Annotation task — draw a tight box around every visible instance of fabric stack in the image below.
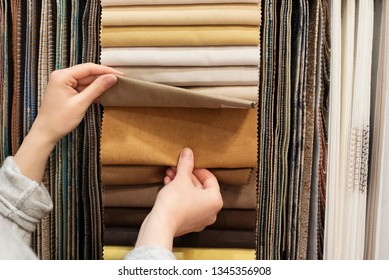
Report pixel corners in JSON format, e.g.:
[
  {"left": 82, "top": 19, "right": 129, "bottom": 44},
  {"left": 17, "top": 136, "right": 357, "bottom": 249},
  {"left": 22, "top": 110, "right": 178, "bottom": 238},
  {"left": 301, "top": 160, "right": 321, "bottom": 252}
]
[
  {"left": 99, "top": 0, "right": 261, "bottom": 250},
  {"left": 0, "top": 1, "right": 104, "bottom": 259}
]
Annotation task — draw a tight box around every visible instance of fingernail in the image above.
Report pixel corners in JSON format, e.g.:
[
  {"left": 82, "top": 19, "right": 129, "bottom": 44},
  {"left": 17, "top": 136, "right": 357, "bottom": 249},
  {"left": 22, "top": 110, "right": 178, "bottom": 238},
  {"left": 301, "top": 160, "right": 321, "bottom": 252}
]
[
  {"left": 180, "top": 147, "right": 192, "bottom": 159},
  {"left": 102, "top": 74, "right": 117, "bottom": 88}
]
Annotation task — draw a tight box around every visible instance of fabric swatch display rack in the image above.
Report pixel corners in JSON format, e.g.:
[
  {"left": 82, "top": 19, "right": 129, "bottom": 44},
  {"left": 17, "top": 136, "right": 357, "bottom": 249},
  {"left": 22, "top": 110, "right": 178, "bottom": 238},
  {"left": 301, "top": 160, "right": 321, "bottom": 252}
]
[{"left": 99, "top": 0, "right": 261, "bottom": 252}]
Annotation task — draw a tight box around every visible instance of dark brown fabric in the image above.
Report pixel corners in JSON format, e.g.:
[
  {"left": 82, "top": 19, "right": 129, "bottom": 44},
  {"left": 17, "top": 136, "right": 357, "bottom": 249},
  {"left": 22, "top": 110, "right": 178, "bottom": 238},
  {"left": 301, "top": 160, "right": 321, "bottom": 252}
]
[
  {"left": 104, "top": 207, "right": 257, "bottom": 230},
  {"left": 104, "top": 226, "right": 256, "bottom": 249}
]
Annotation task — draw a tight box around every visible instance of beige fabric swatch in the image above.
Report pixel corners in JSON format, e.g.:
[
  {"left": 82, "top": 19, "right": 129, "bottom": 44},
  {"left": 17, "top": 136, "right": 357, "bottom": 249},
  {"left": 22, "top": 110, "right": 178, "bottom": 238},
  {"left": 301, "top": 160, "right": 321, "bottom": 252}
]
[
  {"left": 102, "top": 0, "right": 260, "bottom": 6},
  {"left": 111, "top": 66, "right": 259, "bottom": 87}
]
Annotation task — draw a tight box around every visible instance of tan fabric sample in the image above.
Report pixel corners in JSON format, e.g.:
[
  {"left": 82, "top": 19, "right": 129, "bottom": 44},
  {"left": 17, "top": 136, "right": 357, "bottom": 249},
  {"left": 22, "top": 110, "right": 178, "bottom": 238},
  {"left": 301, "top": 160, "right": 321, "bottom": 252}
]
[
  {"left": 100, "top": 26, "right": 260, "bottom": 47},
  {"left": 111, "top": 66, "right": 260, "bottom": 87},
  {"left": 102, "top": 165, "right": 254, "bottom": 186},
  {"left": 99, "top": 75, "right": 256, "bottom": 108},
  {"left": 101, "top": 107, "right": 258, "bottom": 168},
  {"left": 185, "top": 86, "right": 259, "bottom": 102},
  {"left": 102, "top": 4, "right": 260, "bottom": 26}
]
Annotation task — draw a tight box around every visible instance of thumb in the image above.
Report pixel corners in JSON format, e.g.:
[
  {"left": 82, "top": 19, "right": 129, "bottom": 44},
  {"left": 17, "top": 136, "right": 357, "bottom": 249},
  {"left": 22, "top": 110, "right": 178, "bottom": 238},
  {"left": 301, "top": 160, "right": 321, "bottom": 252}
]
[
  {"left": 76, "top": 74, "right": 117, "bottom": 107},
  {"left": 175, "top": 147, "right": 195, "bottom": 179}
]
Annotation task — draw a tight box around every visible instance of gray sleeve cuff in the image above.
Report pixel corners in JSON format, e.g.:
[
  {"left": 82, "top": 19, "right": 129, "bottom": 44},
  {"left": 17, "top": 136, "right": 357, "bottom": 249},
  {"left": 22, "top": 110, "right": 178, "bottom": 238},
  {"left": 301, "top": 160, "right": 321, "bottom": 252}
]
[
  {"left": 124, "top": 246, "right": 176, "bottom": 260},
  {"left": 0, "top": 156, "right": 53, "bottom": 233}
]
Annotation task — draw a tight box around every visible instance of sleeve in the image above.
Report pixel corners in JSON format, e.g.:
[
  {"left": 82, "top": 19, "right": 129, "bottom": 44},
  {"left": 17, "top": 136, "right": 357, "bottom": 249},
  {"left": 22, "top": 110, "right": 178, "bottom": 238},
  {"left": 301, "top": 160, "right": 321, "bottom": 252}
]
[
  {"left": 0, "top": 156, "right": 53, "bottom": 246},
  {"left": 124, "top": 246, "right": 176, "bottom": 260}
]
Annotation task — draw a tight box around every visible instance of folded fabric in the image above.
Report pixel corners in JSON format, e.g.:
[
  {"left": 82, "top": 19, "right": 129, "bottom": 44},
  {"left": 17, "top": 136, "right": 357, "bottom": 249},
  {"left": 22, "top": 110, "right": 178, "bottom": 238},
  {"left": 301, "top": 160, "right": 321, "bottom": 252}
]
[
  {"left": 101, "top": 46, "right": 260, "bottom": 67},
  {"left": 111, "top": 66, "right": 259, "bottom": 87},
  {"left": 184, "top": 86, "right": 259, "bottom": 102},
  {"left": 101, "top": 107, "right": 258, "bottom": 168},
  {"left": 103, "top": 176, "right": 257, "bottom": 209},
  {"left": 102, "top": 165, "right": 254, "bottom": 185},
  {"left": 102, "top": 4, "right": 260, "bottom": 26},
  {"left": 104, "top": 207, "right": 257, "bottom": 230},
  {"left": 99, "top": 75, "right": 256, "bottom": 108},
  {"left": 104, "top": 226, "right": 256, "bottom": 248},
  {"left": 100, "top": 26, "right": 260, "bottom": 47},
  {"left": 102, "top": 0, "right": 260, "bottom": 6}
]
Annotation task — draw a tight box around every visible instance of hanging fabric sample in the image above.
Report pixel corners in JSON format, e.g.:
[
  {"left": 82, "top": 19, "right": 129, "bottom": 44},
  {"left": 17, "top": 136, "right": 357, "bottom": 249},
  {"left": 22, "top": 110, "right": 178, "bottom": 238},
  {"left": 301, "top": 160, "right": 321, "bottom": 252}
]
[
  {"left": 99, "top": 0, "right": 261, "bottom": 253},
  {"left": 0, "top": 0, "right": 105, "bottom": 259},
  {"left": 365, "top": 0, "right": 389, "bottom": 260},
  {"left": 324, "top": 0, "right": 374, "bottom": 260}
]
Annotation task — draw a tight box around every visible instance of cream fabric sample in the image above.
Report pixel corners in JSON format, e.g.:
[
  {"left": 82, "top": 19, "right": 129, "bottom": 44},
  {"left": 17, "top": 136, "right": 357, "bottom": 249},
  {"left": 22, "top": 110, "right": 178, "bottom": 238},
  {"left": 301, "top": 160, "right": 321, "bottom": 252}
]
[
  {"left": 113, "top": 66, "right": 259, "bottom": 86},
  {"left": 101, "top": 47, "right": 260, "bottom": 67}
]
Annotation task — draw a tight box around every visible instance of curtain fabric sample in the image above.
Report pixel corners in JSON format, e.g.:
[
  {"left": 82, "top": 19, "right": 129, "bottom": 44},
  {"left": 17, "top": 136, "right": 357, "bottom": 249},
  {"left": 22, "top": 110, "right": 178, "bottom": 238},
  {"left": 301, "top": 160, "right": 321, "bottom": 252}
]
[
  {"left": 101, "top": 107, "right": 258, "bottom": 168},
  {"left": 102, "top": 165, "right": 254, "bottom": 186},
  {"left": 104, "top": 208, "right": 257, "bottom": 230},
  {"left": 102, "top": 0, "right": 260, "bottom": 6},
  {"left": 184, "top": 86, "right": 259, "bottom": 102},
  {"left": 99, "top": 75, "right": 256, "bottom": 108},
  {"left": 104, "top": 176, "right": 257, "bottom": 209},
  {"left": 111, "top": 66, "right": 260, "bottom": 87},
  {"left": 102, "top": 4, "right": 260, "bottom": 26},
  {"left": 101, "top": 47, "right": 260, "bottom": 67},
  {"left": 101, "top": 26, "right": 260, "bottom": 47},
  {"left": 104, "top": 227, "right": 256, "bottom": 249},
  {"left": 366, "top": 0, "right": 389, "bottom": 260},
  {"left": 324, "top": 0, "right": 374, "bottom": 260}
]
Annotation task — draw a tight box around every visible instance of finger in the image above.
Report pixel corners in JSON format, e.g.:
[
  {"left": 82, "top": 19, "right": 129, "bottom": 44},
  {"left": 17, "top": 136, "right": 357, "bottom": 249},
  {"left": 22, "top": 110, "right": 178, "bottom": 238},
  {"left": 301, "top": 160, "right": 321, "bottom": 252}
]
[
  {"left": 175, "top": 147, "right": 194, "bottom": 179},
  {"left": 74, "top": 74, "right": 118, "bottom": 108},
  {"left": 193, "top": 169, "right": 219, "bottom": 191},
  {"left": 165, "top": 168, "right": 176, "bottom": 180},
  {"left": 191, "top": 174, "right": 203, "bottom": 188},
  {"left": 65, "top": 63, "right": 124, "bottom": 80},
  {"left": 164, "top": 176, "right": 172, "bottom": 185}
]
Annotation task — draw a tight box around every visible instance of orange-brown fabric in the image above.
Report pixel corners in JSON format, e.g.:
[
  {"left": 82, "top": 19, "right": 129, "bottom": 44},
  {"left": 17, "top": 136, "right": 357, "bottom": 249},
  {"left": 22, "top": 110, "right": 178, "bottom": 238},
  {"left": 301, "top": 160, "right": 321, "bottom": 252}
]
[{"left": 101, "top": 107, "right": 258, "bottom": 168}]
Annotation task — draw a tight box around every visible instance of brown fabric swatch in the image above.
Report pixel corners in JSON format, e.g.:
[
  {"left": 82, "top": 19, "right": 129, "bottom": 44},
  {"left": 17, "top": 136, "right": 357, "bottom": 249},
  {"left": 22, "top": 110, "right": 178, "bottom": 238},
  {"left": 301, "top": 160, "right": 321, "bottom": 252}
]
[
  {"left": 99, "top": 75, "right": 256, "bottom": 109},
  {"left": 104, "top": 207, "right": 257, "bottom": 230},
  {"left": 102, "top": 165, "right": 253, "bottom": 186},
  {"left": 104, "top": 226, "right": 256, "bottom": 249},
  {"left": 103, "top": 179, "right": 257, "bottom": 209}
]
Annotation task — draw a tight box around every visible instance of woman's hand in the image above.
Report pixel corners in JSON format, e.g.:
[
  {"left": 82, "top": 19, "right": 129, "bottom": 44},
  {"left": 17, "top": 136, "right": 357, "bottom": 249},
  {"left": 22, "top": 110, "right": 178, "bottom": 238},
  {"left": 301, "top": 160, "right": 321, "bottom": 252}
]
[
  {"left": 134, "top": 148, "right": 223, "bottom": 251},
  {"left": 14, "top": 63, "right": 123, "bottom": 182}
]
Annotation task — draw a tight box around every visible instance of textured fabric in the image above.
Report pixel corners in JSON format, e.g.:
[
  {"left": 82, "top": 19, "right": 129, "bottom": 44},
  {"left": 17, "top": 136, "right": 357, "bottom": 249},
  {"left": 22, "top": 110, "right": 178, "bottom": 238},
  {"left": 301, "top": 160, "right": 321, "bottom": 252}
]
[
  {"left": 102, "top": 0, "right": 260, "bottom": 6},
  {"left": 0, "top": 157, "right": 52, "bottom": 259},
  {"left": 101, "top": 46, "right": 260, "bottom": 67},
  {"left": 104, "top": 207, "right": 257, "bottom": 230},
  {"left": 101, "top": 26, "right": 260, "bottom": 47},
  {"left": 184, "top": 86, "right": 259, "bottom": 102},
  {"left": 102, "top": 165, "right": 254, "bottom": 186},
  {"left": 0, "top": 157, "right": 53, "bottom": 238},
  {"left": 105, "top": 227, "right": 256, "bottom": 249},
  {"left": 111, "top": 66, "right": 260, "bottom": 87},
  {"left": 101, "top": 107, "right": 258, "bottom": 168},
  {"left": 99, "top": 75, "right": 256, "bottom": 108},
  {"left": 103, "top": 173, "right": 257, "bottom": 209},
  {"left": 102, "top": 4, "right": 260, "bottom": 26}
]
